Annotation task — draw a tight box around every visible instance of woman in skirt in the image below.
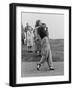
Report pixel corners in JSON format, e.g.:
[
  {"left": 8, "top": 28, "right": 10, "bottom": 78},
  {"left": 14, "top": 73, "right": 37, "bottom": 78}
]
[
  {"left": 37, "top": 23, "right": 54, "bottom": 70},
  {"left": 27, "top": 30, "right": 31, "bottom": 51}
]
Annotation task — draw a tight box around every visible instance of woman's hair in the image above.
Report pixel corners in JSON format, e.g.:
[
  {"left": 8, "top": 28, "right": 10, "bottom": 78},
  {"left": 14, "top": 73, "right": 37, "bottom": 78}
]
[
  {"left": 42, "top": 23, "right": 46, "bottom": 26},
  {"left": 42, "top": 23, "right": 46, "bottom": 28},
  {"left": 35, "top": 20, "right": 41, "bottom": 27}
]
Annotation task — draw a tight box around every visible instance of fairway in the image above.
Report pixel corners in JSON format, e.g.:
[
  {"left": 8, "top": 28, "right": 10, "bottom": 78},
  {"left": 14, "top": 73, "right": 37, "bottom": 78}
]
[
  {"left": 22, "top": 39, "right": 64, "bottom": 62},
  {"left": 21, "top": 39, "right": 64, "bottom": 77},
  {"left": 21, "top": 62, "right": 64, "bottom": 77}
]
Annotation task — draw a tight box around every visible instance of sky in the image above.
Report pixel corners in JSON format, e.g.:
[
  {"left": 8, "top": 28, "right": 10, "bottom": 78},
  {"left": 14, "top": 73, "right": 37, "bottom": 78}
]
[{"left": 21, "top": 12, "right": 64, "bottom": 39}]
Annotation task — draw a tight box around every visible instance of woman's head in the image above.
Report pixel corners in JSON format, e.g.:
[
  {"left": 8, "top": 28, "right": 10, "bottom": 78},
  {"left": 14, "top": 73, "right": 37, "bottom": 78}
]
[
  {"left": 35, "top": 20, "right": 42, "bottom": 27},
  {"left": 42, "top": 23, "right": 46, "bottom": 28}
]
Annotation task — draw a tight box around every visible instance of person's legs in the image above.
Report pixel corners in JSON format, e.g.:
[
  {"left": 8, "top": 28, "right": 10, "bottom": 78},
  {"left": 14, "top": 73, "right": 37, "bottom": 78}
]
[
  {"left": 40, "top": 56, "right": 46, "bottom": 64},
  {"left": 36, "top": 39, "right": 41, "bottom": 55},
  {"left": 37, "top": 55, "right": 46, "bottom": 70},
  {"left": 47, "top": 49, "right": 54, "bottom": 70}
]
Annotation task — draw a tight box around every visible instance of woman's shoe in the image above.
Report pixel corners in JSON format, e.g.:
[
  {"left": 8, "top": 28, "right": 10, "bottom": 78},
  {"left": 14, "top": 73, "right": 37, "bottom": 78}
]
[
  {"left": 37, "top": 64, "right": 41, "bottom": 71},
  {"left": 49, "top": 67, "right": 54, "bottom": 70}
]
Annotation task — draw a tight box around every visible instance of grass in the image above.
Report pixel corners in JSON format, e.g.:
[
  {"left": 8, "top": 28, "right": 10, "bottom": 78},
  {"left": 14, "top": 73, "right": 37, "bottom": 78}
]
[
  {"left": 22, "top": 39, "right": 64, "bottom": 62},
  {"left": 50, "top": 39, "right": 64, "bottom": 62}
]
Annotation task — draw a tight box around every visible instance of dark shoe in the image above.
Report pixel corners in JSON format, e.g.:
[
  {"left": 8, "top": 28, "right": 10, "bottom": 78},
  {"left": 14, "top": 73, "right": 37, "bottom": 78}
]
[
  {"left": 37, "top": 64, "right": 41, "bottom": 71},
  {"left": 49, "top": 67, "right": 54, "bottom": 70}
]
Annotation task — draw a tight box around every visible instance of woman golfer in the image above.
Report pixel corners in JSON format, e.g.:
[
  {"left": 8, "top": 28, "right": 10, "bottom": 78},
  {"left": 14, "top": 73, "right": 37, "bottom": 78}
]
[{"left": 37, "top": 23, "right": 54, "bottom": 70}]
